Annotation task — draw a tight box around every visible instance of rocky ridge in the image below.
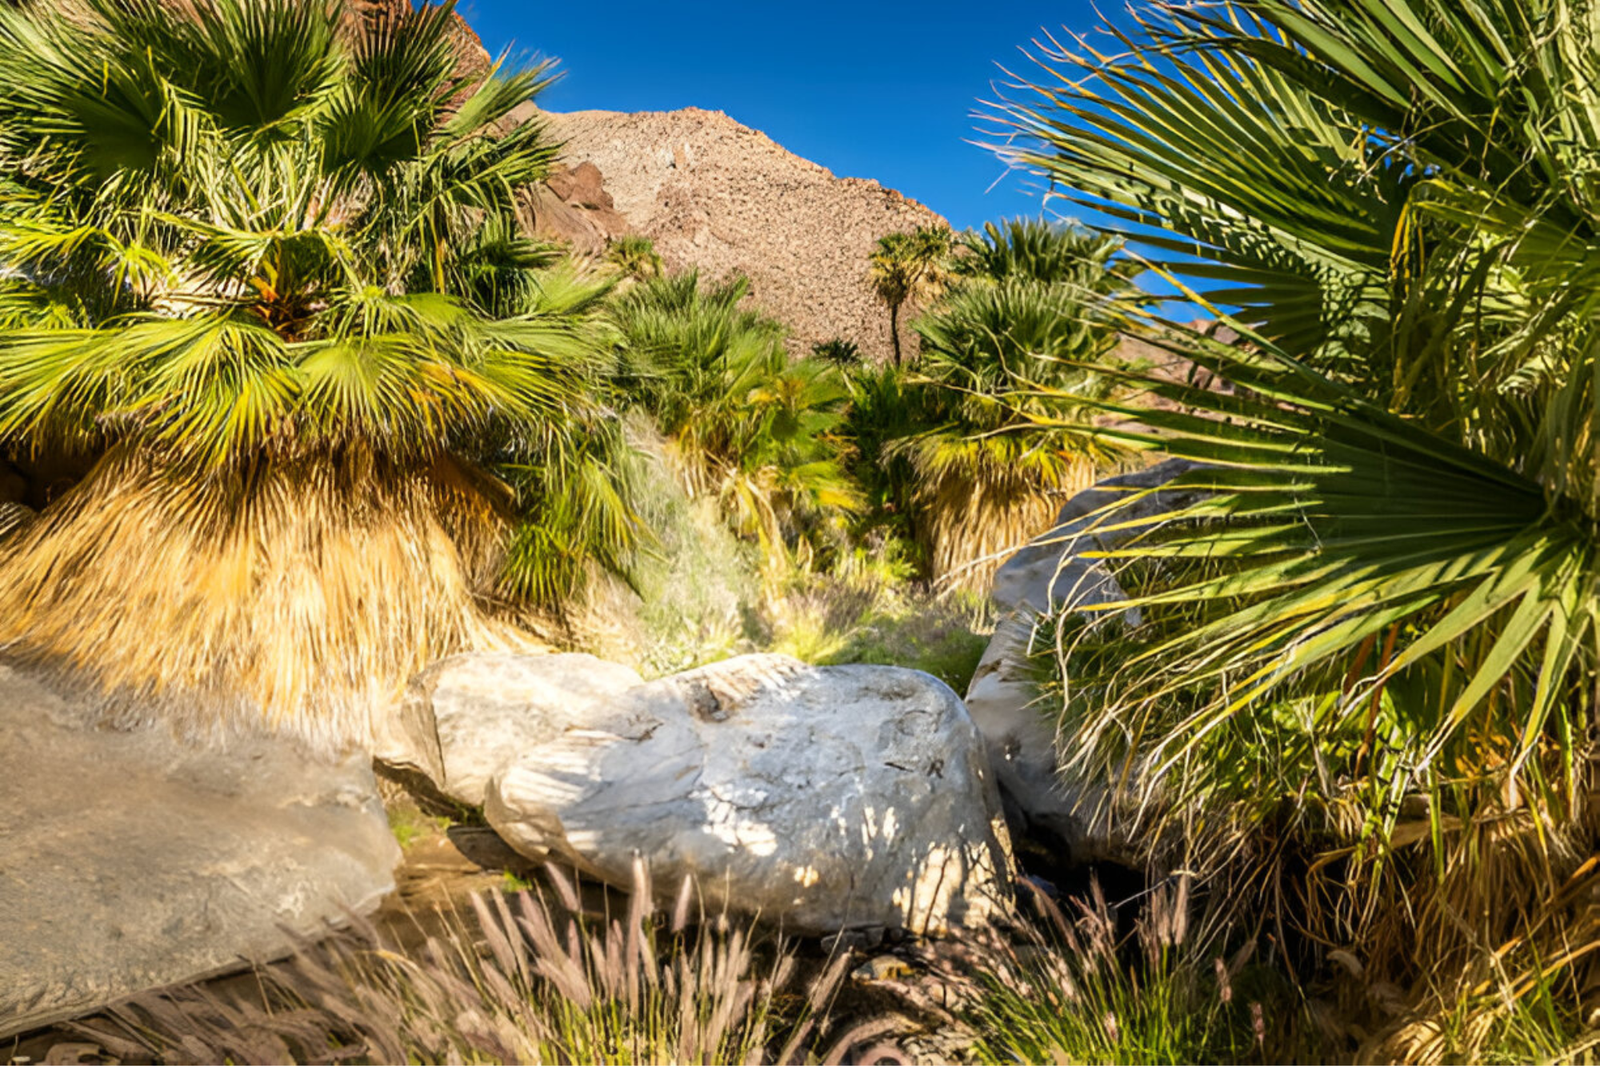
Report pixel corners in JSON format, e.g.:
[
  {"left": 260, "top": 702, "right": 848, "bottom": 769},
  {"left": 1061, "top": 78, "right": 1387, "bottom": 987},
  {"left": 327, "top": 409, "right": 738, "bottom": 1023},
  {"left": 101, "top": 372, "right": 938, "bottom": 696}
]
[{"left": 523, "top": 105, "right": 948, "bottom": 360}]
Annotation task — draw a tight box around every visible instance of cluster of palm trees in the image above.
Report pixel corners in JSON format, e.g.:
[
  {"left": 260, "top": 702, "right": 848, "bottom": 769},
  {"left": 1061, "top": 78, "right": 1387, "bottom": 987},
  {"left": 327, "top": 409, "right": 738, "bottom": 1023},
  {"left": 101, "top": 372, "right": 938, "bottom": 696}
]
[
  {"left": 0, "top": 0, "right": 1135, "bottom": 751},
  {"left": 857, "top": 219, "right": 1142, "bottom": 590},
  {"left": 998, "top": 0, "right": 1600, "bottom": 1050},
  {"left": 0, "top": 0, "right": 630, "bottom": 749}
]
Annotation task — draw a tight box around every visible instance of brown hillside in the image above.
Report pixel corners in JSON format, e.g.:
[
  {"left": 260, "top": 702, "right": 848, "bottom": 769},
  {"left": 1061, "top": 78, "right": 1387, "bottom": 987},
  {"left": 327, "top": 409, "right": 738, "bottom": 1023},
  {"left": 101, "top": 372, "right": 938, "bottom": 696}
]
[{"left": 529, "top": 106, "right": 949, "bottom": 361}]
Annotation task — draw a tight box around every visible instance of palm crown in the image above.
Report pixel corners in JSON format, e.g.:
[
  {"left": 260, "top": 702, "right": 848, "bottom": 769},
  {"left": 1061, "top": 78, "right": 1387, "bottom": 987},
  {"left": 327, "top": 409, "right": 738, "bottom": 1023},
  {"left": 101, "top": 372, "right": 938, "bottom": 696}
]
[{"left": 0, "top": 0, "right": 618, "bottom": 749}]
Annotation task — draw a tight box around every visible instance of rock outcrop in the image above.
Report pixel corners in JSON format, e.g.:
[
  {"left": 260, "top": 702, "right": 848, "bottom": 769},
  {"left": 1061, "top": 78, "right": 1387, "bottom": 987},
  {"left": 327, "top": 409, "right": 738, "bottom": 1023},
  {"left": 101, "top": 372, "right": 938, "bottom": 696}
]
[
  {"left": 517, "top": 160, "right": 633, "bottom": 254},
  {"left": 471, "top": 653, "right": 1012, "bottom": 937},
  {"left": 379, "top": 651, "right": 644, "bottom": 808},
  {"left": 965, "top": 460, "right": 1206, "bottom": 862},
  {"left": 525, "top": 106, "right": 948, "bottom": 361},
  {"left": 0, "top": 666, "right": 399, "bottom": 1039}
]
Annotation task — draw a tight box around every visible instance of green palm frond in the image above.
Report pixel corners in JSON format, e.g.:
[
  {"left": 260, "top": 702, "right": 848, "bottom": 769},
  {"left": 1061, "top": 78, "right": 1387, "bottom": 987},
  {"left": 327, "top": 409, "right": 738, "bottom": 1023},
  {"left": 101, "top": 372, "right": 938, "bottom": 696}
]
[
  {"left": 987, "top": 4, "right": 1404, "bottom": 365},
  {"left": 901, "top": 251, "right": 1135, "bottom": 587},
  {"left": 613, "top": 271, "right": 861, "bottom": 560},
  {"left": 955, "top": 217, "right": 1140, "bottom": 290}
]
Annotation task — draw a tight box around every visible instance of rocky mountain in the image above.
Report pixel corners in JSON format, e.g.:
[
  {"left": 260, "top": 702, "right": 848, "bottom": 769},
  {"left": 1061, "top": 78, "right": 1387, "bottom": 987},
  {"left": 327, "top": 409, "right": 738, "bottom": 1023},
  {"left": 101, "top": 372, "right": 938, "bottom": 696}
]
[
  {"left": 520, "top": 106, "right": 948, "bottom": 361},
  {"left": 382, "top": 4, "right": 950, "bottom": 361}
]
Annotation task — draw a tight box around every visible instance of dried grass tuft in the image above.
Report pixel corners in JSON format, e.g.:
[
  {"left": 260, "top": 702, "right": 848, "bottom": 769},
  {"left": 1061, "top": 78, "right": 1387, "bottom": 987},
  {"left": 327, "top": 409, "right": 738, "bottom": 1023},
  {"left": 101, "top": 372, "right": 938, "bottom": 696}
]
[{"left": 68, "top": 865, "right": 887, "bottom": 1066}]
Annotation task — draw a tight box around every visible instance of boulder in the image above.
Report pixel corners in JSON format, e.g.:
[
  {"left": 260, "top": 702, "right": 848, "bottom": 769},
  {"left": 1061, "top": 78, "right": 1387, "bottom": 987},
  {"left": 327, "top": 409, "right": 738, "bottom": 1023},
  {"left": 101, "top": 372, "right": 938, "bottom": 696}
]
[
  {"left": 485, "top": 654, "right": 1013, "bottom": 937},
  {"left": 0, "top": 665, "right": 399, "bottom": 1039},
  {"left": 967, "top": 460, "right": 1205, "bottom": 861},
  {"left": 379, "top": 651, "right": 644, "bottom": 808}
]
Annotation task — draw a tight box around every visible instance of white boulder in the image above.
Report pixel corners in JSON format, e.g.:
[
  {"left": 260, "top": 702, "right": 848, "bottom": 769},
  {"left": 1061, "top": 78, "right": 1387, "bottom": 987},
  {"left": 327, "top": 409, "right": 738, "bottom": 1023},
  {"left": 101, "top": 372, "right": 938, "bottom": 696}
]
[
  {"left": 485, "top": 654, "right": 1014, "bottom": 937},
  {"left": 379, "top": 651, "right": 644, "bottom": 807}
]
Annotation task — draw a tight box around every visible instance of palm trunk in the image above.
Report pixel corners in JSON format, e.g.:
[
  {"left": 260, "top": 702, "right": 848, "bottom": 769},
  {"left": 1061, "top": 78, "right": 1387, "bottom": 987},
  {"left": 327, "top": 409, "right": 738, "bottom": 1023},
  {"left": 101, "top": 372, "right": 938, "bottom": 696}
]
[{"left": 889, "top": 302, "right": 902, "bottom": 367}]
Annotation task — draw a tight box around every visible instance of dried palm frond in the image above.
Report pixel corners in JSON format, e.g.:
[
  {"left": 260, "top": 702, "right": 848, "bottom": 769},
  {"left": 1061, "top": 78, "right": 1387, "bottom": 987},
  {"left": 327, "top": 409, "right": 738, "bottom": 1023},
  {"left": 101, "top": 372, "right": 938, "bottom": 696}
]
[{"left": 0, "top": 448, "right": 535, "bottom": 753}]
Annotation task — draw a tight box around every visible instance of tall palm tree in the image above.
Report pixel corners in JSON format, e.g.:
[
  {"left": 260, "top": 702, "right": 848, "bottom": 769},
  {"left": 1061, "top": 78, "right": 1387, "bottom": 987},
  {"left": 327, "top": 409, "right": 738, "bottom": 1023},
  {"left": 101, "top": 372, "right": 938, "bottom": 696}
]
[
  {"left": 997, "top": 0, "right": 1600, "bottom": 1039},
  {"left": 868, "top": 225, "right": 951, "bottom": 367},
  {"left": 0, "top": 0, "right": 625, "bottom": 752},
  {"left": 904, "top": 225, "right": 1136, "bottom": 589}
]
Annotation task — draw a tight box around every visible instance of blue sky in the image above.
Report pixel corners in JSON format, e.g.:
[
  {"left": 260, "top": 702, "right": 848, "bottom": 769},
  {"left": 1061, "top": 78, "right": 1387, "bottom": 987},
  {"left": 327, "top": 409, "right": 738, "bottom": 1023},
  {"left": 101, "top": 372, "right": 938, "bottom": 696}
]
[{"left": 455, "top": 0, "right": 1105, "bottom": 233}]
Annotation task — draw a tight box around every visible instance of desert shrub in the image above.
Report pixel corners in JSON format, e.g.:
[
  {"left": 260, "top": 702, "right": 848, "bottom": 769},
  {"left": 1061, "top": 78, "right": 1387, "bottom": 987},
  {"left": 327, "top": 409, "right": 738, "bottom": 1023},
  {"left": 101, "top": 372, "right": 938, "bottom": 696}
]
[
  {"left": 575, "top": 418, "right": 765, "bottom": 676},
  {"left": 763, "top": 551, "right": 992, "bottom": 693}
]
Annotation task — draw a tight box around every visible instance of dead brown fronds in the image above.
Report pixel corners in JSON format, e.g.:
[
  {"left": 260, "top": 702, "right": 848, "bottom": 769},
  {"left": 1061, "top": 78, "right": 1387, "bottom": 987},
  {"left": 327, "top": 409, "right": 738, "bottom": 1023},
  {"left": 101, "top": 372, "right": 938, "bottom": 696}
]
[
  {"left": 0, "top": 447, "right": 537, "bottom": 755},
  {"left": 917, "top": 452, "right": 1099, "bottom": 597}
]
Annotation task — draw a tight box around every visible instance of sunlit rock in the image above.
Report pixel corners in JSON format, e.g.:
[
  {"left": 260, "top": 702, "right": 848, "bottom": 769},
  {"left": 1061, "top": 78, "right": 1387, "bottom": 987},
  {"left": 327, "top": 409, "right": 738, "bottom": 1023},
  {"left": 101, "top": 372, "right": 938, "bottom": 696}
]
[
  {"left": 377, "top": 651, "right": 644, "bottom": 808},
  {"left": 967, "top": 459, "right": 1205, "bottom": 861},
  {"left": 485, "top": 653, "right": 1014, "bottom": 937}
]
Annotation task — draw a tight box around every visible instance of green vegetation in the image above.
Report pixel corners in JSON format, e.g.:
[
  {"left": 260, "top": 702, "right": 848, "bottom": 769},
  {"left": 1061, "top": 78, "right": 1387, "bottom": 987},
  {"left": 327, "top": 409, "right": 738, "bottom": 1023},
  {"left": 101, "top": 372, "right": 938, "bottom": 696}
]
[
  {"left": 0, "top": 0, "right": 626, "bottom": 748},
  {"left": 385, "top": 803, "right": 451, "bottom": 851},
  {"left": 612, "top": 271, "right": 861, "bottom": 566},
  {"left": 604, "top": 234, "right": 663, "bottom": 282},
  {"left": 868, "top": 224, "right": 952, "bottom": 367},
  {"left": 960, "top": 881, "right": 1290, "bottom": 1066},
  {"left": 984, "top": 0, "right": 1600, "bottom": 1058},
  {"left": 21, "top": 0, "right": 1597, "bottom": 1060},
  {"left": 902, "top": 221, "right": 1138, "bottom": 590}
]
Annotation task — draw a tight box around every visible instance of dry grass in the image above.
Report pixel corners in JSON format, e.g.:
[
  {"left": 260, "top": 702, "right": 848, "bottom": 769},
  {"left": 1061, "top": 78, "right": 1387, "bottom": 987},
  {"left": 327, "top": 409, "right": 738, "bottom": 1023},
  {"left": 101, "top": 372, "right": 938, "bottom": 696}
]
[
  {"left": 0, "top": 448, "right": 538, "bottom": 755},
  {"left": 908, "top": 875, "right": 1292, "bottom": 1066},
  {"left": 67, "top": 862, "right": 893, "bottom": 1065}
]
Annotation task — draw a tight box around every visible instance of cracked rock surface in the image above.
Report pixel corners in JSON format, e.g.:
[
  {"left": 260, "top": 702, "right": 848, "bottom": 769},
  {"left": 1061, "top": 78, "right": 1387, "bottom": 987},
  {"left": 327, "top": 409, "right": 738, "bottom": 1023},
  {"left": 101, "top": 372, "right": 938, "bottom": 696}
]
[{"left": 484, "top": 653, "right": 1014, "bottom": 936}]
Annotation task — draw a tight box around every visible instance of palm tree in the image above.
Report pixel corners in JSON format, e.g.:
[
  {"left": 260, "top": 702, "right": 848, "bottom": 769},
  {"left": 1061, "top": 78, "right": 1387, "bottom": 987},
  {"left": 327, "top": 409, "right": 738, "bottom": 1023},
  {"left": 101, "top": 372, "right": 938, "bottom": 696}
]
[
  {"left": 613, "top": 271, "right": 860, "bottom": 564},
  {"left": 810, "top": 338, "right": 862, "bottom": 366},
  {"left": 868, "top": 225, "right": 951, "bottom": 366},
  {"left": 604, "top": 234, "right": 663, "bottom": 283},
  {"left": 997, "top": 0, "right": 1600, "bottom": 1040},
  {"left": 0, "top": 0, "right": 626, "bottom": 751},
  {"left": 905, "top": 257, "right": 1133, "bottom": 590},
  {"left": 953, "top": 218, "right": 1141, "bottom": 290}
]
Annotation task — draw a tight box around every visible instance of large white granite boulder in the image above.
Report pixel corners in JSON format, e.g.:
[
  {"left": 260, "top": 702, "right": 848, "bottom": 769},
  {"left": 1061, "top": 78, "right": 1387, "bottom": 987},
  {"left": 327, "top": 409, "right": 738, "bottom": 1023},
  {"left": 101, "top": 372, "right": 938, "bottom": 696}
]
[
  {"left": 0, "top": 666, "right": 399, "bottom": 1039},
  {"left": 484, "top": 654, "right": 1013, "bottom": 937},
  {"left": 378, "top": 651, "right": 644, "bottom": 807},
  {"left": 966, "top": 460, "right": 1204, "bottom": 861}
]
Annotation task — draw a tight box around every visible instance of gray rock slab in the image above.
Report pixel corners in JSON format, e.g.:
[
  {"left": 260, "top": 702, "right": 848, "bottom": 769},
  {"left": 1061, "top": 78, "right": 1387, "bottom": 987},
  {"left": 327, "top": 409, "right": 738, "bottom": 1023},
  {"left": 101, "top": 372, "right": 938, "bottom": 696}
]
[{"left": 0, "top": 666, "right": 399, "bottom": 1038}]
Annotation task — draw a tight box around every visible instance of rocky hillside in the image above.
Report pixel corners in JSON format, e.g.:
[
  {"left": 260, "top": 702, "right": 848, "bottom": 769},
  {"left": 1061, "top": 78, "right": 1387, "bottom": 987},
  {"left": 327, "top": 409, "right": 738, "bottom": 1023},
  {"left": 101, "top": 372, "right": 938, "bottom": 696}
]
[{"left": 524, "top": 106, "right": 948, "bottom": 361}]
